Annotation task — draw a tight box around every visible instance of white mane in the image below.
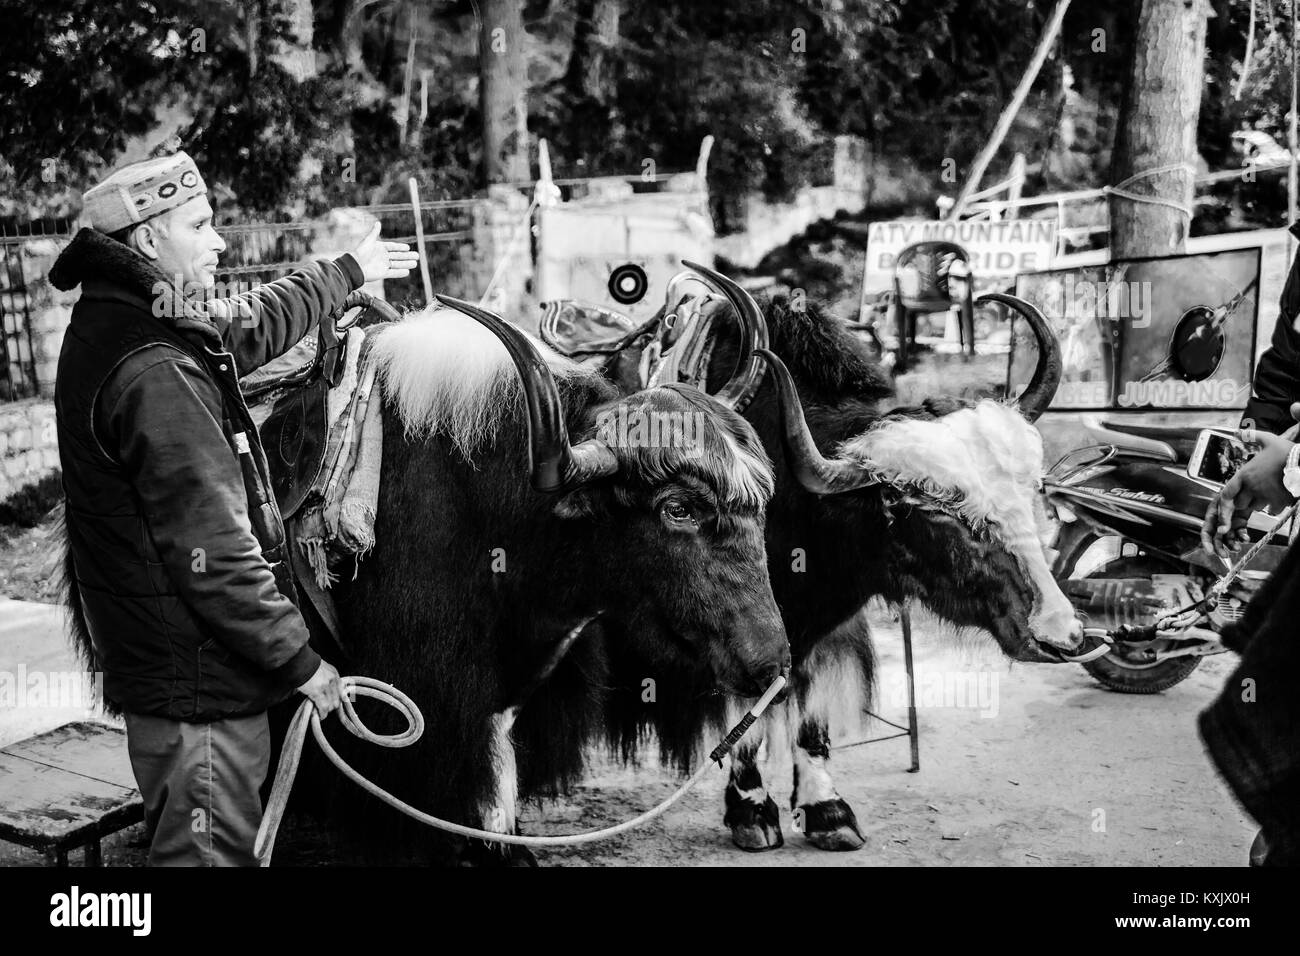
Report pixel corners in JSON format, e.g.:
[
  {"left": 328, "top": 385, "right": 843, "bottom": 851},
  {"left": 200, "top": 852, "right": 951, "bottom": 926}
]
[
  {"left": 837, "top": 400, "right": 1044, "bottom": 531},
  {"left": 371, "top": 305, "right": 601, "bottom": 457},
  {"left": 841, "top": 400, "right": 1078, "bottom": 648}
]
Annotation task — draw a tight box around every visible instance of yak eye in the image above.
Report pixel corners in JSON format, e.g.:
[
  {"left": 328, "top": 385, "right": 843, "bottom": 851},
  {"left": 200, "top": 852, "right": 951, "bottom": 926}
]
[{"left": 659, "top": 499, "right": 698, "bottom": 532}]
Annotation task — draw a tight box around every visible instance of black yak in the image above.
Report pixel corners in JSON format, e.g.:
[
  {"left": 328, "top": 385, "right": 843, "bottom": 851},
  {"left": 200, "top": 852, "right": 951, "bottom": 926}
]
[
  {"left": 314, "top": 283, "right": 792, "bottom": 863},
  {"left": 587, "top": 274, "right": 1081, "bottom": 852}
]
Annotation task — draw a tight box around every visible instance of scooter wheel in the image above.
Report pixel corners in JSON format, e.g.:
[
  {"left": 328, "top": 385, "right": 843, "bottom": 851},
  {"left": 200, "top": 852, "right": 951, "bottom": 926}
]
[{"left": 1079, "top": 652, "right": 1201, "bottom": 695}]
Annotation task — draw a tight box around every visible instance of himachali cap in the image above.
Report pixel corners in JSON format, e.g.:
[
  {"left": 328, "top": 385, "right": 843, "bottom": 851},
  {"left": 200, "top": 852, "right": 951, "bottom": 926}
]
[{"left": 80, "top": 152, "right": 208, "bottom": 234}]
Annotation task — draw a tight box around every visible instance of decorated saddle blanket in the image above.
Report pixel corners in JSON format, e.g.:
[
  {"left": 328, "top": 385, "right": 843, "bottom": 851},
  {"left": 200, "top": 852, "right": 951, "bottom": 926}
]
[{"left": 242, "top": 324, "right": 389, "bottom": 593}]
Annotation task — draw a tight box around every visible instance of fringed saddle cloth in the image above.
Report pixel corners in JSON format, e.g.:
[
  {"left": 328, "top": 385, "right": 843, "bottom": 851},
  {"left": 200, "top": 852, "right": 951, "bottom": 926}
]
[{"left": 243, "top": 326, "right": 387, "bottom": 591}]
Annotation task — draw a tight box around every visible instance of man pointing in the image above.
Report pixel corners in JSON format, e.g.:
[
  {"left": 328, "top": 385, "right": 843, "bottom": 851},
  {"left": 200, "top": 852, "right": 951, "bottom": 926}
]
[{"left": 50, "top": 152, "right": 417, "bottom": 866}]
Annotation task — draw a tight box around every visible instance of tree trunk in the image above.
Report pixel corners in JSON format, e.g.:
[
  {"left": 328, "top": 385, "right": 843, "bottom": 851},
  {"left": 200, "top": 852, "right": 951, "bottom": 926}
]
[
  {"left": 479, "top": 0, "right": 530, "bottom": 185},
  {"left": 272, "top": 0, "right": 317, "bottom": 81},
  {"left": 245, "top": 1, "right": 260, "bottom": 79},
  {"left": 328, "top": 0, "right": 366, "bottom": 75},
  {"left": 565, "top": 0, "right": 621, "bottom": 101},
  {"left": 1108, "top": 0, "right": 1208, "bottom": 259}
]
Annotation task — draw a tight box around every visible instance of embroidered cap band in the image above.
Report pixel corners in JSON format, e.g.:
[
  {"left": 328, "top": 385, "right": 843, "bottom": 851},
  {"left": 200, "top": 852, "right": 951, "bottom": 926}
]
[{"left": 81, "top": 152, "right": 208, "bottom": 235}]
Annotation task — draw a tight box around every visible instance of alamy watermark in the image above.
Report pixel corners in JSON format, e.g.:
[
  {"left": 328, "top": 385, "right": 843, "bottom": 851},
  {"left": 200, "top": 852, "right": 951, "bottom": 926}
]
[
  {"left": 595, "top": 403, "right": 707, "bottom": 458},
  {"left": 0, "top": 666, "right": 103, "bottom": 709},
  {"left": 885, "top": 668, "right": 1000, "bottom": 718},
  {"left": 1039, "top": 274, "right": 1153, "bottom": 328},
  {"left": 151, "top": 274, "right": 261, "bottom": 326}
]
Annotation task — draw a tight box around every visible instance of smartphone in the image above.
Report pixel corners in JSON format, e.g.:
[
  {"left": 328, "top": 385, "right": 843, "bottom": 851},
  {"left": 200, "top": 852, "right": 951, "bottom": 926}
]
[{"left": 1187, "top": 429, "right": 1254, "bottom": 485}]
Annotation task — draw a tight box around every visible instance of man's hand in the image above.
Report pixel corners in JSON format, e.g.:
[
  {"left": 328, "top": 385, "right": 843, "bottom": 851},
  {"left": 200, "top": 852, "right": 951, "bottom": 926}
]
[
  {"left": 352, "top": 222, "right": 420, "bottom": 282},
  {"left": 296, "top": 660, "right": 344, "bottom": 718},
  {"left": 1282, "top": 401, "right": 1300, "bottom": 441},
  {"left": 1201, "top": 429, "right": 1295, "bottom": 560}
]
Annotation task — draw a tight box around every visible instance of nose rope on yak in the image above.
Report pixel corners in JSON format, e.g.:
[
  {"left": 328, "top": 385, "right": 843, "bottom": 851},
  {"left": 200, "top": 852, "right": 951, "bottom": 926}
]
[{"left": 255, "top": 673, "right": 787, "bottom": 865}]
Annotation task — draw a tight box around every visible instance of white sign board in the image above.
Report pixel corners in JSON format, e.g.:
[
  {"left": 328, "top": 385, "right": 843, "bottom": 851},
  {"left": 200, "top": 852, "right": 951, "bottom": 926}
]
[{"left": 863, "top": 218, "right": 1058, "bottom": 295}]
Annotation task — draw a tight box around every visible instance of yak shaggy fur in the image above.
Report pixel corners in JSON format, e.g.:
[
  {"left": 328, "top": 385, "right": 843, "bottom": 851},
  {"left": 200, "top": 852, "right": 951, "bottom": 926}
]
[{"left": 314, "top": 306, "right": 780, "bottom": 859}]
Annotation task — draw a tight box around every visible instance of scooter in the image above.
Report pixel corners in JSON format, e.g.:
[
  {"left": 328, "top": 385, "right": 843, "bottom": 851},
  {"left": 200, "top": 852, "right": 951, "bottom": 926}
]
[{"left": 1044, "top": 415, "right": 1291, "bottom": 693}]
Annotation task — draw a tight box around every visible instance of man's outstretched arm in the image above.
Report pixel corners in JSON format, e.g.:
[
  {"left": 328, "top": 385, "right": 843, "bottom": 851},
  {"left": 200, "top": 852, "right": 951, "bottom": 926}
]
[{"left": 204, "top": 223, "right": 418, "bottom": 375}]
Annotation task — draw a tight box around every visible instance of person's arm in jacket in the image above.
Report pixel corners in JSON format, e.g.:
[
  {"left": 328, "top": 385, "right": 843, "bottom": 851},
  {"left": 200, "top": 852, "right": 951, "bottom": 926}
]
[
  {"left": 1243, "top": 230, "right": 1300, "bottom": 434},
  {"left": 101, "top": 349, "right": 320, "bottom": 688},
  {"left": 205, "top": 254, "right": 365, "bottom": 376},
  {"left": 1242, "top": 310, "right": 1300, "bottom": 434}
]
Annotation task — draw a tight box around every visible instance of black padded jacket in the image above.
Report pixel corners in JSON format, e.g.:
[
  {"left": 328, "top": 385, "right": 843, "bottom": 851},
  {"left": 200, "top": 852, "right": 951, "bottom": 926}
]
[{"left": 50, "top": 228, "right": 364, "bottom": 720}]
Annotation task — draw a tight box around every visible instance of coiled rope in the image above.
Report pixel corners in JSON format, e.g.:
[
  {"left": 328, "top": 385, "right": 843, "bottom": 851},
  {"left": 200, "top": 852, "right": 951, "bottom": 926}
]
[{"left": 256, "top": 673, "right": 787, "bottom": 865}]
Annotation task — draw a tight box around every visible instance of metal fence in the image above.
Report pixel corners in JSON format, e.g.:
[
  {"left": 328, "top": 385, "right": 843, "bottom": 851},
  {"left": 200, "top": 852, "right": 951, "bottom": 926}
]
[
  {"left": 0, "top": 218, "right": 74, "bottom": 401},
  {"left": 214, "top": 199, "right": 479, "bottom": 311},
  {"left": 0, "top": 199, "right": 483, "bottom": 405}
]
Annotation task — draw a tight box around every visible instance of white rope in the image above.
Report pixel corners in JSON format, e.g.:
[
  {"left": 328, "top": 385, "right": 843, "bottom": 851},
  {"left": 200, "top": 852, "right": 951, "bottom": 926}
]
[
  {"left": 255, "top": 673, "right": 786, "bottom": 864},
  {"left": 1102, "top": 162, "right": 1196, "bottom": 217},
  {"left": 1206, "top": 502, "right": 1297, "bottom": 603}
]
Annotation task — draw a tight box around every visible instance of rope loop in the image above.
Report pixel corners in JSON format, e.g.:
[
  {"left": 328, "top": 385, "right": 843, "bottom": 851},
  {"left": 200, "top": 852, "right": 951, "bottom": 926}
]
[
  {"left": 255, "top": 672, "right": 786, "bottom": 864},
  {"left": 1102, "top": 162, "right": 1196, "bottom": 218}
]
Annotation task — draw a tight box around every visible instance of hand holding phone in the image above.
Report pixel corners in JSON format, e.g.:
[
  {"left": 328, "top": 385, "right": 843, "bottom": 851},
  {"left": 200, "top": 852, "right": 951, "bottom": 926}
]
[
  {"left": 1187, "top": 429, "right": 1252, "bottom": 484},
  {"left": 1200, "top": 429, "right": 1296, "bottom": 559}
]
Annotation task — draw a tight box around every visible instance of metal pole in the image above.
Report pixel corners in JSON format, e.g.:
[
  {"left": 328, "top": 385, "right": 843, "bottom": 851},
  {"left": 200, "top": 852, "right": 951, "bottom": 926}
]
[
  {"left": 901, "top": 605, "right": 920, "bottom": 773},
  {"left": 408, "top": 177, "right": 434, "bottom": 306},
  {"left": 948, "top": 0, "right": 1073, "bottom": 220}
]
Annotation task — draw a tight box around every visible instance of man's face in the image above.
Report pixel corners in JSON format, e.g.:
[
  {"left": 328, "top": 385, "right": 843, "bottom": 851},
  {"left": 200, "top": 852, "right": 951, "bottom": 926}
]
[{"left": 140, "top": 195, "right": 226, "bottom": 291}]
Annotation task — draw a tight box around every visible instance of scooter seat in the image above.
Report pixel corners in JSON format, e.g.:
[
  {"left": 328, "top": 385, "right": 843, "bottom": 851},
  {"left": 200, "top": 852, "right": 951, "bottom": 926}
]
[{"left": 1090, "top": 417, "right": 1202, "bottom": 461}]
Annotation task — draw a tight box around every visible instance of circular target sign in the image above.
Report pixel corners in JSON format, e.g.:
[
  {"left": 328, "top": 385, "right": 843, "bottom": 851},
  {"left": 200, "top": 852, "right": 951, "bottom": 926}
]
[{"left": 608, "top": 263, "right": 649, "bottom": 305}]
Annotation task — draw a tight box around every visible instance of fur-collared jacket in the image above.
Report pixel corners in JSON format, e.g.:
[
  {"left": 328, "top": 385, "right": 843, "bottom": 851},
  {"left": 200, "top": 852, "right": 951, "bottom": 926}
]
[
  {"left": 50, "top": 228, "right": 365, "bottom": 721},
  {"left": 1244, "top": 222, "right": 1300, "bottom": 434}
]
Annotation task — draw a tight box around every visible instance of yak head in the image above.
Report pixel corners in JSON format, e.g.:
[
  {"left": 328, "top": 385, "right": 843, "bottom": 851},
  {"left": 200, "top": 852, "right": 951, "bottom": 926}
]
[
  {"left": 759, "top": 293, "right": 1083, "bottom": 663},
  {"left": 374, "top": 267, "right": 790, "bottom": 698}
]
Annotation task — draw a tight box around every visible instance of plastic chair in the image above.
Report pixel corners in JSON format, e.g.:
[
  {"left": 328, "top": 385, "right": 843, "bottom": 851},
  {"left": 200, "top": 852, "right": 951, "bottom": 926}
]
[{"left": 890, "top": 240, "right": 975, "bottom": 371}]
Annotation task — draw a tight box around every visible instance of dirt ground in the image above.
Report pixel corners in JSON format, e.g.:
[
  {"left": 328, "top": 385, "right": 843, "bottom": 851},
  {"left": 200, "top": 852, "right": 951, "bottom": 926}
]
[
  {"left": 517, "top": 610, "right": 1251, "bottom": 867},
  {"left": 0, "top": 601, "right": 1252, "bottom": 868}
]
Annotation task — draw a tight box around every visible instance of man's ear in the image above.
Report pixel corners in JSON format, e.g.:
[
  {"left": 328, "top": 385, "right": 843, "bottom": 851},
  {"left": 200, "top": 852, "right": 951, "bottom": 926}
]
[
  {"left": 553, "top": 487, "right": 604, "bottom": 519},
  {"left": 132, "top": 222, "right": 162, "bottom": 261}
]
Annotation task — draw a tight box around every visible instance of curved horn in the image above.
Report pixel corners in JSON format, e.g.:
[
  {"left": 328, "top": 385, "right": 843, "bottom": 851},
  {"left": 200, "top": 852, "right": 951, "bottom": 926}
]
[
  {"left": 680, "top": 259, "right": 770, "bottom": 412},
  {"left": 977, "top": 292, "right": 1062, "bottom": 423},
  {"left": 435, "top": 295, "right": 618, "bottom": 493},
  {"left": 757, "top": 348, "right": 875, "bottom": 495}
]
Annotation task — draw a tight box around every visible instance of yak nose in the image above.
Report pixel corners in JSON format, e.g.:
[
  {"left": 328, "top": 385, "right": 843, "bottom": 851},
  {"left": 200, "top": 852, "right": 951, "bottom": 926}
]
[
  {"left": 745, "top": 654, "right": 791, "bottom": 702},
  {"left": 1067, "top": 615, "right": 1085, "bottom": 646}
]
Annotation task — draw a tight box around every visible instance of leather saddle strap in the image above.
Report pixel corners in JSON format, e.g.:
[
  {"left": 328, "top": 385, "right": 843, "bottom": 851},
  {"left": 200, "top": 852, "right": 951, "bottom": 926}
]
[{"left": 645, "top": 294, "right": 721, "bottom": 390}]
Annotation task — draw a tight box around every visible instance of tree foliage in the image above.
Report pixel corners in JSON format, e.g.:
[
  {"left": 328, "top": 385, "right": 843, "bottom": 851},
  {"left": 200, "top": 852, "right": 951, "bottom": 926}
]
[{"left": 0, "top": 0, "right": 1294, "bottom": 227}]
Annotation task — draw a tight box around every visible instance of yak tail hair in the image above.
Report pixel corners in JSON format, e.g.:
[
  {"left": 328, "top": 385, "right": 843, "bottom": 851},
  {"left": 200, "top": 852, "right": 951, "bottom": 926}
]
[{"left": 51, "top": 500, "right": 118, "bottom": 717}]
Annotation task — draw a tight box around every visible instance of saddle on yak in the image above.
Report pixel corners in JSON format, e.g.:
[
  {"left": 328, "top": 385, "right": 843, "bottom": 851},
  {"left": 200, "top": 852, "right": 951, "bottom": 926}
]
[
  {"left": 240, "top": 289, "right": 401, "bottom": 652},
  {"left": 538, "top": 268, "right": 764, "bottom": 405}
]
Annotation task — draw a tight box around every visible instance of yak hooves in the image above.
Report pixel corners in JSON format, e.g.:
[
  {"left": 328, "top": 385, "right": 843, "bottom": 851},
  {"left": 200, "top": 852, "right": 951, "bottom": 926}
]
[
  {"left": 798, "top": 799, "right": 866, "bottom": 851},
  {"left": 725, "top": 795, "right": 785, "bottom": 852}
]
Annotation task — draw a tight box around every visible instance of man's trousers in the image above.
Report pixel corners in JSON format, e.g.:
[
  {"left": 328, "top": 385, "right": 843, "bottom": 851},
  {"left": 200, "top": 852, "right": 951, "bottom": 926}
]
[{"left": 123, "top": 711, "right": 270, "bottom": 867}]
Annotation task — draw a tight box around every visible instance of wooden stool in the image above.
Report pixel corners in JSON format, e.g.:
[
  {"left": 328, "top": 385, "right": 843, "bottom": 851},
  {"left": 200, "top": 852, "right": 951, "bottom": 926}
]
[{"left": 0, "top": 721, "right": 143, "bottom": 866}]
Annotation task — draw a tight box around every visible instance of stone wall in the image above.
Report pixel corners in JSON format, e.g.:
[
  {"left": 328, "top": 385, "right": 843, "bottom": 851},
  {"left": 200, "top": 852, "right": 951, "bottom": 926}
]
[
  {"left": 0, "top": 237, "right": 69, "bottom": 501},
  {"left": 0, "top": 399, "right": 58, "bottom": 501},
  {"left": 714, "top": 135, "right": 933, "bottom": 268}
]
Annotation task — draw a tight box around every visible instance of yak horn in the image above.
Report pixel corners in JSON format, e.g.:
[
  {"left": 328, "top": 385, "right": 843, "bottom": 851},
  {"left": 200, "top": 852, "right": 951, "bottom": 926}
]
[
  {"left": 977, "top": 292, "right": 1062, "bottom": 423},
  {"left": 435, "top": 295, "right": 617, "bottom": 493},
  {"left": 757, "top": 348, "right": 876, "bottom": 495},
  {"left": 679, "top": 260, "right": 770, "bottom": 412}
]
